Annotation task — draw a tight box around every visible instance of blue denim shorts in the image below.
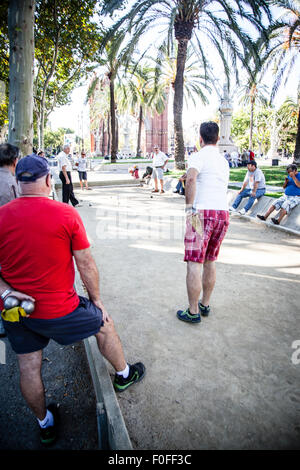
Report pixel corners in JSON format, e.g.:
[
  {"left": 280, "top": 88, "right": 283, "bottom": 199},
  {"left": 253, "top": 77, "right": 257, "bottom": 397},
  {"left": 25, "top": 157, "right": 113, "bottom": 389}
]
[{"left": 3, "top": 296, "right": 103, "bottom": 354}]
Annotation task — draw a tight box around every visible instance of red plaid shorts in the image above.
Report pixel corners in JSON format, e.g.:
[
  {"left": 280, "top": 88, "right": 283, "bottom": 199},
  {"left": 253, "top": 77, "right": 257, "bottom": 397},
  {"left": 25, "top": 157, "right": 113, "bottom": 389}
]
[{"left": 184, "top": 210, "right": 229, "bottom": 263}]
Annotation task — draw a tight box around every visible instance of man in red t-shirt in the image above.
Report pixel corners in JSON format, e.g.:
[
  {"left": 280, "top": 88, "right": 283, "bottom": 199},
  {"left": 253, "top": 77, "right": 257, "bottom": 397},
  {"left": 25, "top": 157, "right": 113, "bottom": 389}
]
[{"left": 0, "top": 155, "right": 145, "bottom": 446}]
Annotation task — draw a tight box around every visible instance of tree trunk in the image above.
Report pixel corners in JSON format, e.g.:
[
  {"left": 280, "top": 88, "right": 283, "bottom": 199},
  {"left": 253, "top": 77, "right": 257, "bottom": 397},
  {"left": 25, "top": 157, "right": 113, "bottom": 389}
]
[
  {"left": 107, "top": 113, "right": 111, "bottom": 156},
  {"left": 293, "top": 107, "right": 300, "bottom": 165},
  {"left": 249, "top": 99, "right": 254, "bottom": 151},
  {"left": 116, "top": 115, "right": 119, "bottom": 154},
  {"left": 8, "top": 0, "right": 35, "bottom": 156},
  {"left": 136, "top": 105, "right": 143, "bottom": 157},
  {"left": 101, "top": 120, "right": 105, "bottom": 156},
  {"left": 109, "top": 78, "right": 117, "bottom": 163},
  {"left": 173, "top": 39, "right": 188, "bottom": 170},
  {"left": 269, "top": 114, "right": 279, "bottom": 158}
]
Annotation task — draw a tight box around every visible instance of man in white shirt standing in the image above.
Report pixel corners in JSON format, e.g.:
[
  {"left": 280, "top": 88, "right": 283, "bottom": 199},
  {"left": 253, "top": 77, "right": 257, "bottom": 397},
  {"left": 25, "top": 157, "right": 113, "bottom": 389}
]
[
  {"left": 57, "top": 144, "right": 80, "bottom": 207},
  {"left": 177, "top": 122, "right": 229, "bottom": 324},
  {"left": 151, "top": 145, "right": 169, "bottom": 194}
]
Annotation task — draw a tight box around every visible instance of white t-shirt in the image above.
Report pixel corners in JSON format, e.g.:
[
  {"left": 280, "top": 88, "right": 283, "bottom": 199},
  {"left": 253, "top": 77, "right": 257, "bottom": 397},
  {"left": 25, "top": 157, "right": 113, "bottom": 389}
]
[
  {"left": 77, "top": 157, "right": 87, "bottom": 172},
  {"left": 187, "top": 146, "right": 229, "bottom": 210},
  {"left": 57, "top": 151, "right": 72, "bottom": 172},
  {"left": 244, "top": 168, "right": 266, "bottom": 190},
  {"left": 152, "top": 151, "right": 168, "bottom": 167}
]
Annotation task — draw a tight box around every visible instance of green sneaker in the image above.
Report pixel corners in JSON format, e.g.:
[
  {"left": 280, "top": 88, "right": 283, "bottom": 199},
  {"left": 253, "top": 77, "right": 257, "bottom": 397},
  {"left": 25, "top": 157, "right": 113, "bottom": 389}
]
[
  {"left": 198, "top": 302, "right": 210, "bottom": 317},
  {"left": 39, "top": 403, "right": 59, "bottom": 446},
  {"left": 177, "top": 308, "right": 201, "bottom": 323},
  {"left": 114, "top": 363, "right": 146, "bottom": 393}
]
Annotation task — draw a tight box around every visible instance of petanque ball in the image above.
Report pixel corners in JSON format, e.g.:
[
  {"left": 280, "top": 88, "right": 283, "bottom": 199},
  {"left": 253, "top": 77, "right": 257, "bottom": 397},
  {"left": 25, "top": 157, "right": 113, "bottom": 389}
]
[
  {"left": 20, "top": 300, "right": 35, "bottom": 315},
  {"left": 4, "top": 296, "right": 20, "bottom": 310}
]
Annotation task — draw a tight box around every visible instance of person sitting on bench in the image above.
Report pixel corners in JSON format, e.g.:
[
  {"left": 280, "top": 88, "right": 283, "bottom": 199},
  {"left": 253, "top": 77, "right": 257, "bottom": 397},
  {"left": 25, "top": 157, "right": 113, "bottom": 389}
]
[{"left": 257, "top": 164, "right": 300, "bottom": 225}]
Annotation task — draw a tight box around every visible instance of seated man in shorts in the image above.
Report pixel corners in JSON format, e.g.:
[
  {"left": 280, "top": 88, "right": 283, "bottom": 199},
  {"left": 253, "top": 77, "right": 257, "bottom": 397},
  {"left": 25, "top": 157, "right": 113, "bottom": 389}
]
[
  {"left": 257, "top": 164, "right": 300, "bottom": 225},
  {"left": 177, "top": 122, "right": 229, "bottom": 323},
  {"left": 0, "top": 155, "right": 145, "bottom": 446}
]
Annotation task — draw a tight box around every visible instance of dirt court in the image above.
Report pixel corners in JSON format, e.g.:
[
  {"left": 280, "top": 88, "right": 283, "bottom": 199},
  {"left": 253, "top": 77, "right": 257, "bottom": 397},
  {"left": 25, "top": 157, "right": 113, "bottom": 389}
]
[{"left": 75, "top": 185, "right": 300, "bottom": 450}]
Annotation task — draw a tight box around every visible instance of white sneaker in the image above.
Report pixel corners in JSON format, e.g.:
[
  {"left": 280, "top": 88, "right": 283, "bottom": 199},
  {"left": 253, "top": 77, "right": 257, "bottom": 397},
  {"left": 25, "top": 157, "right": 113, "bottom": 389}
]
[
  {"left": 229, "top": 206, "right": 236, "bottom": 212},
  {"left": 239, "top": 208, "right": 246, "bottom": 215}
]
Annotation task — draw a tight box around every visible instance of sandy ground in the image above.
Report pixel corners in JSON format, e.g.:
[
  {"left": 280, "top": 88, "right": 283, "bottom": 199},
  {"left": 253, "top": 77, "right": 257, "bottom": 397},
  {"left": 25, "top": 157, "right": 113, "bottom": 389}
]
[{"left": 76, "top": 184, "right": 300, "bottom": 450}]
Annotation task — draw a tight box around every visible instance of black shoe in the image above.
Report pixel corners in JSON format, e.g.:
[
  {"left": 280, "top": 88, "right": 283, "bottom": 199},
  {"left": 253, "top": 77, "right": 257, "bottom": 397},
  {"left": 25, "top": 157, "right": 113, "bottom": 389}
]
[
  {"left": 173, "top": 190, "right": 179, "bottom": 193},
  {"left": 177, "top": 308, "right": 201, "bottom": 323},
  {"left": 113, "top": 363, "right": 146, "bottom": 392},
  {"left": 198, "top": 302, "right": 210, "bottom": 317},
  {"left": 257, "top": 214, "right": 266, "bottom": 221},
  {"left": 39, "top": 403, "right": 59, "bottom": 446}
]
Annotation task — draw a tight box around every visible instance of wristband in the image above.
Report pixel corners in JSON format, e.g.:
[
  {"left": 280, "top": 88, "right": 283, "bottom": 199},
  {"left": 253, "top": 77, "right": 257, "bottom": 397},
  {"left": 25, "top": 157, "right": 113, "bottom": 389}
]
[
  {"left": 185, "top": 206, "right": 196, "bottom": 214},
  {"left": 1, "top": 289, "right": 12, "bottom": 300}
]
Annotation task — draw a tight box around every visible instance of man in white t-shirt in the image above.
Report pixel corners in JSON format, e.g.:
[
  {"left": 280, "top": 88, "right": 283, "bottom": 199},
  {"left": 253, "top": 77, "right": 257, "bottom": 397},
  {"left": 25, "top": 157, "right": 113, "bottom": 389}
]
[
  {"left": 57, "top": 145, "right": 80, "bottom": 207},
  {"left": 229, "top": 160, "right": 266, "bottom": 215},
  {"left": 177, "top": 121, "right": 229, "bottom": 324},
  {"left": 151, "top": 146, "right": 168, "bottom": 194}
]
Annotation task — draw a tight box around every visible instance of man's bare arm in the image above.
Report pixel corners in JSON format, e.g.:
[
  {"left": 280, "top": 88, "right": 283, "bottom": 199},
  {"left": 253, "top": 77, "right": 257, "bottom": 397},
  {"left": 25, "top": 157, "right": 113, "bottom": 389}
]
[
  {"left": 62, "top": 164, "right": 70, "bottom": 184},
  {"left": 0, "top": 276, "right": 35, "bottom": 303},
  {"left": 185, "top": 168, "right": 198, "bottom": 210},
  {"left": 73, "top": 247, "right": 109, "bottom": 321}
]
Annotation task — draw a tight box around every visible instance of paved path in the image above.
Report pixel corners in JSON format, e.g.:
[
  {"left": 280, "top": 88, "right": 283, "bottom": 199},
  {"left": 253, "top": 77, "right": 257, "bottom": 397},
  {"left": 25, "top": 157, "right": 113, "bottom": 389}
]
[{"left": 76, "top": 184, "right": 300, "bottom": 450}]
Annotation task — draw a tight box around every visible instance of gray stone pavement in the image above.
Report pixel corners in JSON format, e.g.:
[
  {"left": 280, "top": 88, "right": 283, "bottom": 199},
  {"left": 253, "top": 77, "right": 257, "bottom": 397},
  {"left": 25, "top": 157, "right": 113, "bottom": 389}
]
[{"left": 75, "top": 184, "right": 300, "bottom": 450}]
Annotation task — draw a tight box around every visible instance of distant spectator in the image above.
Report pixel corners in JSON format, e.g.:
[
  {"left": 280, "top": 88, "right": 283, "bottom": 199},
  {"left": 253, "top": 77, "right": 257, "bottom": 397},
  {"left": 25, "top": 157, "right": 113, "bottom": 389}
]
[
  {"left": 142, "top": 166, "right": 152, "bottom": 185},
  {"left": 173, "top": 173, "right": 187, "bottom": 196},
  {"left": 229, "top": 161, "right": 266, "bottom": 215},
  {"left": 0, "top": 142, "right": 20, "bottom": 337},
  {"left": 248, "top": 149, "right": 255, "bottom": 161},
  {"left": 224, "top": 150, "right": 232, "bottom": 167},
  {"left": 129, "top": 165, "right": 139, "bottom": 179},
  {"left": 257, "top": 164, "right": 300, "bottom": 225},
  {"left": 241, "top": 149, "right": 248, "bottom": 166},
  {"left": 231, "top": 151, "right": 239, "bottom": 168},
  {"left": 57, "top": 144, "right": 81, "bottom": 207},
  {"left": 37, "top": 150, "right": 46, "bottom": 159},
  {"left": 0, "top": 143, "right": 19, "bottom": 207},
  {"left": 77, "top": 150, "right": 91, "bottom": 190},
  {"left": 151, "top": 146, "right": 169, "bottom": 194}
]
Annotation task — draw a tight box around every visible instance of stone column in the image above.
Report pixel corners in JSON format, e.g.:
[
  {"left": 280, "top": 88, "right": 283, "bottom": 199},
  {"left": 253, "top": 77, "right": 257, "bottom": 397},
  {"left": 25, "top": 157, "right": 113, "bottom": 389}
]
[{"left": 218, "top": 83, "right": 238, "bottom": 154}]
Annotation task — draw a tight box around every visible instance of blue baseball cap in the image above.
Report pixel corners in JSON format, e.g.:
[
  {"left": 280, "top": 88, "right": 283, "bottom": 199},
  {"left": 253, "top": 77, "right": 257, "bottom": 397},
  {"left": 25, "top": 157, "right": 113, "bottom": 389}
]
[{"left": 16, "top": 154, "right": 50, "bottom": 182}]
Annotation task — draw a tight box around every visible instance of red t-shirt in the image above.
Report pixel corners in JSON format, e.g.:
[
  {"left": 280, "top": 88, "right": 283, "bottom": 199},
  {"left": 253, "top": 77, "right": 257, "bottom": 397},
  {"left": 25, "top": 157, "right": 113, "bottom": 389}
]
[{"left": 0, "top": 197, "right": 90, "bottom": 319}]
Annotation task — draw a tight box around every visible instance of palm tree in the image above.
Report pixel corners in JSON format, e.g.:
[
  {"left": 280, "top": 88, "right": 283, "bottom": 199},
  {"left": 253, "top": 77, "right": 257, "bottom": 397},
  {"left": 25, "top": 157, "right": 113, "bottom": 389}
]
[
  {"left": 276, "top": 96, "right": 299, "bottom": 157},
  {"left": 87, "top": 74, "right": 111, "bottom": 156},
  {"left": 101, "top": 0, "right": 272, "bottom": 169},
  {"left": 153, "top": 41, "right": 212, "bottom": 108},
  {"left": 92, "top": 28, "right": 143, "bottom": 162},
  {"left": 117, "top": 65, "right": 167, "bottom": 157},
  {"left": 238, "top": 77, "right": 269, "bottom": 151},
  {"left": 263, "top": 0, "right": 300, "bottom": 163}
]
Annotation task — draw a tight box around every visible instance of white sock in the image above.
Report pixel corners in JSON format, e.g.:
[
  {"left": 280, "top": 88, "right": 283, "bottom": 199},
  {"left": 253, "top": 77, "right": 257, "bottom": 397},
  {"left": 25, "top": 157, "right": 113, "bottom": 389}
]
[
  {"left": 38, "top": 409, "right": 54, "bottom": 428},
  {"left": 116, "top": 364, "right": 130, "bottom": 379}
]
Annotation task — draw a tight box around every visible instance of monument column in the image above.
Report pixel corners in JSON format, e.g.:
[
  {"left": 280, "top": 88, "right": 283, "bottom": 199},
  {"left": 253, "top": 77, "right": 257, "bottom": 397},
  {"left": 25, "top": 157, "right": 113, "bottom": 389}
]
[{"left": 218, "top": 84, "right": 238, "bottom": 154}]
